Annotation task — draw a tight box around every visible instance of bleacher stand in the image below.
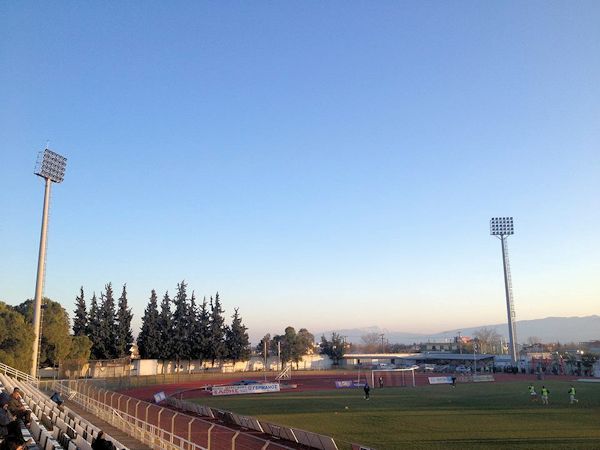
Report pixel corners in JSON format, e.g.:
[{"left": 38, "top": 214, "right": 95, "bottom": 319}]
[{"left": 0, "top": 371, "right": 126, "bottom": 450}]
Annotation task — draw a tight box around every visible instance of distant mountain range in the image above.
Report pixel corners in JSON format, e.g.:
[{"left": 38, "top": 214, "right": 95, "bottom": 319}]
[{"left": 320, "top": 315, "right": 600, "bottom": 345}]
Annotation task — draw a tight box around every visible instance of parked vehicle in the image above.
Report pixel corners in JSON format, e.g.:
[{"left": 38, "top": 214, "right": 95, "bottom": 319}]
[
  {"left": 233, "top": 380, "right": 260, "bottom": 385},
  {"left": 455, "top": 365, "right": 471, "bottom": 373}
]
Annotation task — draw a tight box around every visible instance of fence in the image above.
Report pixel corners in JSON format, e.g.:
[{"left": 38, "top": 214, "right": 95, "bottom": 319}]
[
  {"left": 166, "top": 396, "right": 340, "bottom": 450},
  {"left": 53, "top": 379, "right": 295, "bottom": 450}
]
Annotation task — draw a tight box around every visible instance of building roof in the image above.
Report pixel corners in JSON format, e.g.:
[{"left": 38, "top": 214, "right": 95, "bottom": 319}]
[
  {"left": 343, "top": 352, "right": 494, "bottom": 362},
  {"left": 400, "top": 352, "right": 494, "bottom": 362}
]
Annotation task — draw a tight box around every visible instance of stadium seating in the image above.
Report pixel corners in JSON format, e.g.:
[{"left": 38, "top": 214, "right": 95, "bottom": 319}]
[{"left": 0, "top": 372, "right": 126, "bottom": 450}]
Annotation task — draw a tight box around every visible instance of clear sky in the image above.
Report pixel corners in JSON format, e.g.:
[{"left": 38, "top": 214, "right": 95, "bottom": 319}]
[{"left": 1, "top": 2, "right": 599, "bottom": 344}]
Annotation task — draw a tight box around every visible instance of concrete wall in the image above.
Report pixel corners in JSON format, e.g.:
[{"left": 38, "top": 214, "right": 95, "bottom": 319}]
[{"left": 131, "top": 354, "right": 333, "bottom": 376}]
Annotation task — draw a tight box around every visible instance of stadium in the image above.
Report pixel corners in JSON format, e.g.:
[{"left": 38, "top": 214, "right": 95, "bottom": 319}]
[
  {"left": 4, "top": 3, "right": 600, "bottom": 450},
  {"left": 2, "top": 357, "right": 600, "bottom": 450}
]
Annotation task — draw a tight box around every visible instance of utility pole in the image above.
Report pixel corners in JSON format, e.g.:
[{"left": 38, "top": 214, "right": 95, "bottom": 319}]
[
  {"left": 263, "top": 339, "right": 267, "bottom": 381},
  {"left": 278, "top": 341, "right": 281, "bottom": 371}
]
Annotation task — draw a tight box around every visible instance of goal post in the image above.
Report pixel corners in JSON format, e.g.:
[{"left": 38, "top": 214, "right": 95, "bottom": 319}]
[{"left": 371, "top": 368, "right": 416, "bottom": 388}]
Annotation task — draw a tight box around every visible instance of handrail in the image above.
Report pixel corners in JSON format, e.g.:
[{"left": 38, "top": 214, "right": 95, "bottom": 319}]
[
  {"left": 0, "top": 362, "right": 39, "bottom": 386},
  {"left": 52, "top": 381, "right": 206, "bottom": 450}
]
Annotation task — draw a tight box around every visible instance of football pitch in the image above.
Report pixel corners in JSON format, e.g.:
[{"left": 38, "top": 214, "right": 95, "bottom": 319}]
[{"left": 191, "top": 380, "right": 600, "bottom": 449}]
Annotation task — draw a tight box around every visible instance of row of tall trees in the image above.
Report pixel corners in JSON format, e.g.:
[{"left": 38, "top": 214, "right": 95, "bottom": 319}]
[
  {"left": 73, "top": 283, "right": 133, "bottom": 360},
  {"left": 136, "top": 281, "right": 251, "bottom": 364}
]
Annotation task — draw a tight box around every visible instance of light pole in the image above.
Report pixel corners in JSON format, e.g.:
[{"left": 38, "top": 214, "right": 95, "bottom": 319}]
[
  {"left": 31, "top": 148, "right": 67, "bottom": 377},
  {"left": 490, "top": 217, "right": 518, "bottom": 365}
]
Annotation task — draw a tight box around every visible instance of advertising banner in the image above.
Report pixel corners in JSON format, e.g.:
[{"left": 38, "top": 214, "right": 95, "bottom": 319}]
[
  {"left": 212, "top": 383, "right": 280, "bottom": 396},
  {"left": 428, "top": 376, "right": 453, "bottom": 385},
  {"left": 335, "top": 380, "right": 364, "bottom": 388},
  {"left": 473, "top": 375, "right": 495, "bottom": 383}
]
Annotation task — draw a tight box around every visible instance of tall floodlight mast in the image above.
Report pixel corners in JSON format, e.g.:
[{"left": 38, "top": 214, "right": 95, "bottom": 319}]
[
  {"left": 490, "top": 217, "right": 518, "bottom": 365},
  {"left": 31, "top": 148, "right": 67, "bottom": 377}
]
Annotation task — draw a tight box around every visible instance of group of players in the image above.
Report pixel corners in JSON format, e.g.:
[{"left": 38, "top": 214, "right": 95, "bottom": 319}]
[{"left": 528, "top": 383, "right": 579, "bottom": 405}]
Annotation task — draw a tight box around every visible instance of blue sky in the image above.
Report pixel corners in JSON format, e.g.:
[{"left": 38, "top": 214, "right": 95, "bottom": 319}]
[{"left": 1, "top": 2, "right": 599, "bottom": 343}]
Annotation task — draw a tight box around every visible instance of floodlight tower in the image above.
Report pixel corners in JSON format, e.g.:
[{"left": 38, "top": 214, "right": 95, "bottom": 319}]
[
  {"left": 490, "top": 217, "right": 518, "bottom": 365},
  {"left": 31, "top": 148, "right": 67, "bottom": 377}
]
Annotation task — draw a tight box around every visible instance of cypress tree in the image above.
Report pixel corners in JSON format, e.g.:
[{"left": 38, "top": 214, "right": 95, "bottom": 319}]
[
  {"left": 97, "top": 283, "right": 118, "bottom": 359},
  {"left": 87, "top": 292, "right": 101, "bottom": 359},
  {"left": 73, "top": 286, "right": 87, "bottom": 336},
  {"left": 116, "top": 284, "right": 134, "bottom": 358},
  {"left": 137, "top": 289, "right": 161, "bottom": 359},
  {"left": 188, "top": 291, "right": 199, "bottom": 359},
  {"left": 225, "top": 307, "right": 250, "bottom": 363},
  {"left": 208, "top": 293, "right": 226, "bottom": 365},
  {"left": 158, "top": 291, "right": 173, "bottom": 360},
  {"left": 196, "top": 296, "right": 210, "bottom": 366},
  {"left": 171, "top": 280, "right": 190, "bottom": 363}
]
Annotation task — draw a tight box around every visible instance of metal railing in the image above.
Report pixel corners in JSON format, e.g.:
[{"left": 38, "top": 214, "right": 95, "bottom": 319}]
[
  {"left": 52, "top": 380, "right": 206, "bottom": 450},
  {"left": 0, "top": 362, "right": 39, "bottom": 386}
]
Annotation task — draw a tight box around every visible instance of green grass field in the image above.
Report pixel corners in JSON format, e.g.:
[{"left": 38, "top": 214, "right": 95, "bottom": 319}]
[{"left": 192, "top": 380, "right": 600, "bottom": 449}]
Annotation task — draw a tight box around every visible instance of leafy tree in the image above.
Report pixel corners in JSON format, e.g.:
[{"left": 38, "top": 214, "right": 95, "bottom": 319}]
[
  {"left": 86, "top": 292, "right": 101, "bottom": 359},
  {"left": 0, "top": 301, "right": 34, "bottom": 372},
  {"left": 256, "top": 334, "right": 271, "bottom": 358},
  {"left": 67, "top": 335, "right": 92, "bottom": 360},
  {"left": 296, "top": 328, "right": 315, "bottom": 355},
  {"left": 270, "top": 327, "right": 316, "bottom": 367},
  {"left": 225, "top": 308, "right": 250, "bottom": 363},
  {"left": 96, "top": 283, "right": 118, "bottom": 359},
  {"left": 208, "top": 293, "right": 227, "bottom": 364},
  {"left": 171, "top": 280, "right": 191, "bottom": 362},
  {"left": 279, "top": 326, "right": 297, "bottom": 365},
  {"left": 116, "top": 284, "right": 134, "bottom": 357},
  {"left": 320, "top": 332, "right": 346, "bottom": 365},
  {"left": 73, "top": 286, "right": 87, "bottom": 336},
  {"left": 16, "top": 298, "right": 71, "bottom": 367},
  {"left": 158, "top": 291, "right": 173, "bottom": 360},
  {"left": 137, "top": 290, "right": 162, "bottom": 359}
]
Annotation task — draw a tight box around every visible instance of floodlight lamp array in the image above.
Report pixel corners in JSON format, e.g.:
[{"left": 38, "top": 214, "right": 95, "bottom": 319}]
[
  {"left": 34, "top": 149, "right": 67, "bottom": 183},
  {"left": 490, "top": 217, "right": 514, "bottom": 236}
]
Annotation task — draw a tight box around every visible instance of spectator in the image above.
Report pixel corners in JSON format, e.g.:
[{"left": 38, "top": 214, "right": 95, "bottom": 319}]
[
  {"left": 7, "top": 389, "right": 30, "bottom": 426},
  {"left": 0, "top": 393, "right": 14, "bottom": 438},
  {"left": 0, "top": 435, "right": 27, "bottom": 450},
  {"left": 92, "top": 430, "right": 115, "bottom": 450},
  {"left": 0, "top": 394, "right": 25, "bottom": 444},
  {"left": 50, "top": 392, "right": 63, "bottom": 408}
]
